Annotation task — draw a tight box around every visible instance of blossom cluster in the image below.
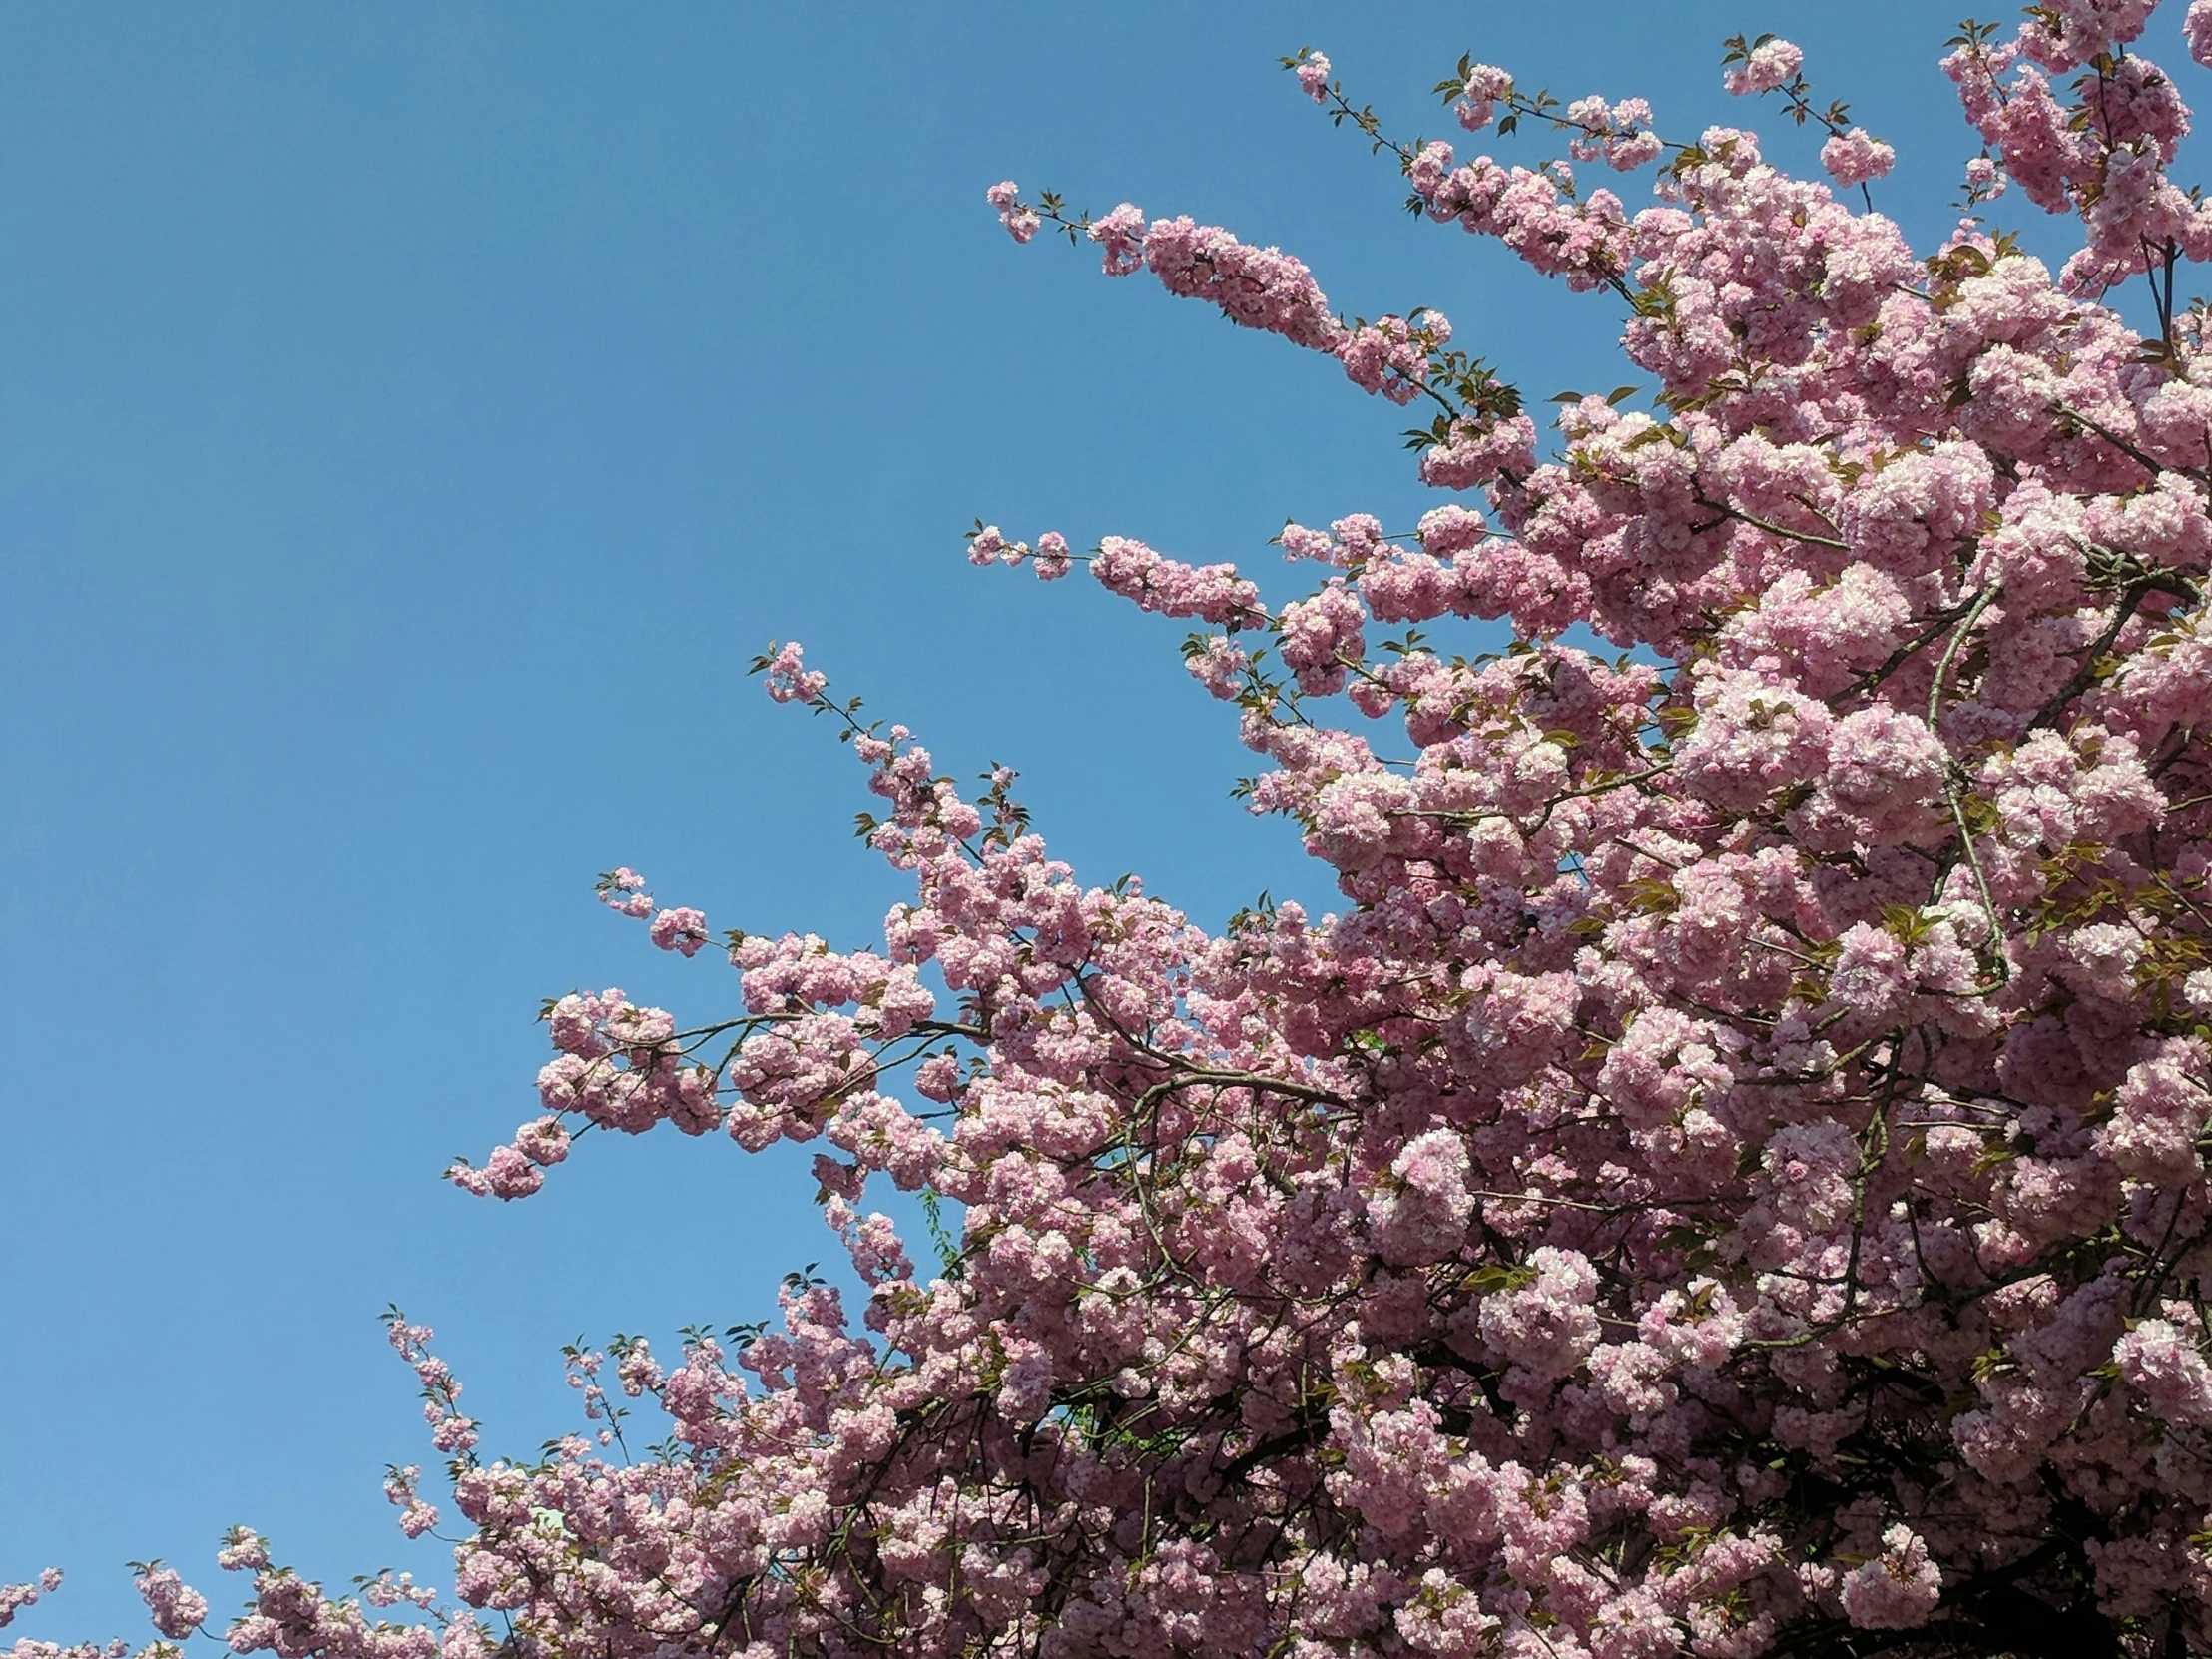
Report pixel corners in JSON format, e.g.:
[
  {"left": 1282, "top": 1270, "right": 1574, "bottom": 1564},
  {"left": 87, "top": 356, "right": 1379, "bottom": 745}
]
[{"left": 43, "top": 8, "right": 2212, "bottom": 1659}]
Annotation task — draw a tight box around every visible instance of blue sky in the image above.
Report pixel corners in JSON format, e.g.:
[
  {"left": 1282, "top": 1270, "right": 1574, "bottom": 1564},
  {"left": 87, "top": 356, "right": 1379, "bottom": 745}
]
[{"left": 0, "top": 0, "right": 2177, "bottom": 1638}]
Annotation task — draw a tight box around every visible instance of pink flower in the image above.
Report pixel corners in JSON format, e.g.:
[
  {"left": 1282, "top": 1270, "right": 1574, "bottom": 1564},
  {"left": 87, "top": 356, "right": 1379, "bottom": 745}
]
[
  {"left": 1296, "top": 52, "right": 1332, "bottom": 104},
  {"left": 0, "top": 1572, "right": 61, "bottom": 1632},
  {"left": 760, "top": 640, "right": 826, "bottom": 704},
  {"left": 649, "top": 906, "right": 709, "bottom": 956},
  {"left": 216, "top": 1530, "right": 269, "bottom": 1572},
  {"left": 1455, "top": 64, "right": 1513, "bottom": 131},
  {"left": 1090, "top": 535, "right": 1261, "bottom": 626},
  {"left": 1086, "top": 203, "right": 1145, "bottom": 276},
  {"left": 514, "top": 1116, "right": 571, "bottom": 1167},
  {"left": 1724, "top": 37, "right": 1803, "bottom": 96},
  {"left": 986, "top": 179, "right": 1038, "bottom": 244},
  {"left": 1369, "top": 1127, "right": 1473, "bottom": 1263},
  {"left": 1566, "top": 96, "right": 1664, "bottom": 171},
  {"left": 1478, "top": 1247, "right": 1602, "bottom": 1377},
  {"left": 2114, "top": 1318, "right": 2212, "bottom": 1424},
  {"left": 1838, "top": 1526, "right": 1942, "bottom": 1629},
  {"left": 1821, "top": 128, "right": 1897, "bottom": 187},
  {"left": 597, "top": 866, "right": 653, "bottom": 918},
  {"left": 1337, "top": 314, "right": 1445, "bottom": 404},
  {"left": 1138, "top": 216, "right": 1345, "bottom": 351},
  {"left": 1032, "top": 530, "right": 1073, "bottom": 579},
  {"left": 134, "top": 1567, "right": 209, "bottom": 1641},
  {"left": 1829, "top": 922, "right": 1910, "bottom": 1023},
  {"left": 1184, "top": 634, "right": 1249, "bottom": 700}
]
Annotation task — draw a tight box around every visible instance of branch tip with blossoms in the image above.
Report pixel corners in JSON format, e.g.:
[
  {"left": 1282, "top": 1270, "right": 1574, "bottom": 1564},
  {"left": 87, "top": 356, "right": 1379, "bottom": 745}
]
[
  {"left": 0, "top": 1572, "right": 64, "bottom": 1637},
  {"left": 1714, "top": 36, "right": 1896, "bottom": 204}
]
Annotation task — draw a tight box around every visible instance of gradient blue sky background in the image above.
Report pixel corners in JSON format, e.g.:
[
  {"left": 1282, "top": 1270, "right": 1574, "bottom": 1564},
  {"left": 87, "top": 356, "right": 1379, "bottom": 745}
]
[{"left": 0, "top": 1, "right": 2180, "bottom": 1639}]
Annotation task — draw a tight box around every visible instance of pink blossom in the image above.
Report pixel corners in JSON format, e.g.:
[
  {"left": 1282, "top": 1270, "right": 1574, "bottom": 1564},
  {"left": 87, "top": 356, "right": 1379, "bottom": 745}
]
[
  {"left": 1085, "top": 203, "right": 1145, "bottom": 276},
  {"left": 215, "top": 1530, "right": 268, "bottom": 1573},
  {"left": 1829, "top": 922, "right": 1910, "bottom": 1024},
  {"left": 648, "top": 905, "right": 709, "bottom": 956},
  {"left": 1296, "top": 51, "right": 1332, "bottom": 104},
  {"left": 1139, "top": 216, "right": 1346, "bottom": 351},
  {"left": 1370, "top": 1127, "right": 1473, "bottom": 1263},
  {"left": 2114, "top": 1318, "right": 2212, "bottom": 1423},
  {"left": 1566, "top": 96, "right": 1664, "bottom": 171},
  {"left": 985, "top": 179, "right": 1038, "bottom": 244},
  {"left": 1454, "top": 64, "right": 1513, "bottom": 132},
  {"left": 1090, "top": 535, "right": 1262, "bottom": 625},
  {"left": 760, "top": 640, "right": 825, "bottom": 704},
  {"left": 1821, "top": 128, "right": 1896, "bottom": 187},
  {"left": 1032, "top": 529, "right": 1073, "bottom": 579},
  {"left": 132, "top": 1568, "right": 207, "bottom": 1642},
  {"left": 597, "top": 865, "right": 653, "bottom": 918},
  {"left": 1337, "top": 312, "right": 1448, "bottom": 404},
  {"left": 0, "top": 1573, "right": 61, "bottom": 1633},
  {"left": 1724, "top": 38, "right": 1802, "bottom": 96},
  {"left": 1837, "top": 1526, "right": 1941, "bottom": 1629},
  {"left": 1478, "top": 1246, "right": 1602, "bottom": 1377}
]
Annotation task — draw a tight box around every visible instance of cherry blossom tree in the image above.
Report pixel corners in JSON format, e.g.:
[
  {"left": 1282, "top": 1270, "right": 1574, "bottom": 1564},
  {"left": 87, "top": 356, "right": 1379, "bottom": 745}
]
[{"left": 27, "top": 3, "right": 2212, "bottom": 1656}]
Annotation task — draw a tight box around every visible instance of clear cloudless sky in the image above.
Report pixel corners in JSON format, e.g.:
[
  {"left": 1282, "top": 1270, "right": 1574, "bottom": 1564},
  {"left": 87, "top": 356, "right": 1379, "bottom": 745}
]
[{"left": 0, "top": 0, "right": 2194, "bottom": 1639}]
